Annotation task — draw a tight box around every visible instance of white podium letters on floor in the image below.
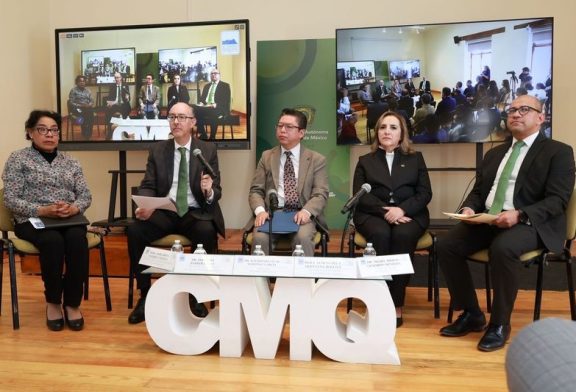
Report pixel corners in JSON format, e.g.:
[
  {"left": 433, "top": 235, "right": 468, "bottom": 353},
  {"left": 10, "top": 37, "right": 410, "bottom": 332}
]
[{"left": 145, "top": 274, "right": 400, "bottom": 365}]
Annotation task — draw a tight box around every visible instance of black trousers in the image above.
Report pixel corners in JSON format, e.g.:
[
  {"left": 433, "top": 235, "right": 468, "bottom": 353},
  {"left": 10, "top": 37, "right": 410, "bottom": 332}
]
[
  {"left": 356, "top": 215, "right": 425, "bottom": 307},
  {"left": 15, "top": 222, "right": 88, "bottom": 307},
  {"left": 127, "top": 209, "right": 218, "bottom": 294},
  {"left": 194, "top": 106, "right": 222, "bottom": 140},
  {"left": 437, "top": 222, "right": 541, "bottom": 325}
]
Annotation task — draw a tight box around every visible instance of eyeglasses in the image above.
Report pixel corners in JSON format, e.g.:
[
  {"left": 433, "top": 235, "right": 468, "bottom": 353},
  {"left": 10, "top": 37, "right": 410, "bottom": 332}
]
[
  {"left": 35, "top": 126, "right": 60, "bottom": 135},
  {"left": 167, "top": 114, "right": 194, "bottom": 122},
  {"left": 276, "top": 123, "right": 301, "bottom": 132},
  {"left": 505, "top": 106, "right": 541, "bottom": 116}
]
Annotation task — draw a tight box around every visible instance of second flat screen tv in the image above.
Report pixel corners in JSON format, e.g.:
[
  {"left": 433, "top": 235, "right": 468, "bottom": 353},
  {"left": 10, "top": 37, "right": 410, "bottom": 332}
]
[
  {"left": 336, "top": 18, "right": 553, "bottom": 145},
  {"left": 56, "top": 19, "right": 250, "bottom": 151}
]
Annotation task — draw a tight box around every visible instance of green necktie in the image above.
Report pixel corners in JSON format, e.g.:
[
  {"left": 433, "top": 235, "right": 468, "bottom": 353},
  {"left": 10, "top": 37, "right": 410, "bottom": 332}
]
[
  {"left": 488, "top": 140, "right": 525, "bottom": 214},
  {"left": 207, "top": 82, "right": 216, "bottom": 105},
  {"left": 176, "top": 147, "right": 189, "bottom": 216}
]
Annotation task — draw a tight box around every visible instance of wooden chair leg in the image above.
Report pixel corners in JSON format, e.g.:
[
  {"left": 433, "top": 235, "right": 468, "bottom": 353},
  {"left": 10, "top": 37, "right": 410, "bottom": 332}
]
[
  {"left": 484, "top": 263, "right": 492, "bottom": 313},
  {"left": 8, "top": 243, "right": 20, "bottom": 330},
  {"left": 98, "top": 237, "right": 112, "bottom": 311},
  {"left": 566, "top": 258, "right": 576, "bottom": 321},
  {"left": 0, "top": 241, "right": 3, "bottom": 316},
  {"left": 533, "top": 257, "right": 544, "bottom": 321},
  {"left": 128, "top": 262, "right": 134, "bottom": 309}
]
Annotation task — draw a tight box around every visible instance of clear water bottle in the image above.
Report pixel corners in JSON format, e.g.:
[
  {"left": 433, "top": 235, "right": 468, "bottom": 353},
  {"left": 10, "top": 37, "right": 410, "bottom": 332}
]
[
  {"left": 193, "top": 243, "right": 207, "bottom": 255},
  {"left": 364, "top": 242, "right": 377, "bottom": 257},
  {"left": 252, "top": 244, "right": 265, "bottom": 256},
  {"left": 292, "top": 244, "right": 305, "bottom": 257},
  {"left": 171, "top": 239, "right": 184, "bottom": 253}
]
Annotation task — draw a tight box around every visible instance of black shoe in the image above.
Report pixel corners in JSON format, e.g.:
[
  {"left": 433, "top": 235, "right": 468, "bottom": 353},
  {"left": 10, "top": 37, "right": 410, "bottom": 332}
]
[
  {"left": 396, "top": 317, "right": 404, "bottom": 328},
  {"left": 189, "top": 294, "right": 209, "bottom": 318},
  {"left": 46, "top": 307, "right": 64, "bottom": 332},
  {"left": 478, "top": 323, "right": 511, "bottom": 352},
  {"left": 64, "top": 307, "right": 84, "bottom": 331},
  {"left": 440, "top": 311, "right": 486, "bottom": 337},
  {"left": 128, "top": 297, "right": 146, "bottom": 324}
]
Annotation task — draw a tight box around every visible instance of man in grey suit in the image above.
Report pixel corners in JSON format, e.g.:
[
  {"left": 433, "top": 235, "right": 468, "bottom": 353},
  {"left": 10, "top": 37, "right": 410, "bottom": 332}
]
[
  {"left": 138, "top": 73, "right": 161, "bottom": 119},
  {"left": 438, "top": 95, "right": 575, "bottom": 351},
  {"left": 248, "top": 108, "right": 329, "bottom": 256},
  {"left": 127, "top": 102, "right": 225, "bottom": 324}
]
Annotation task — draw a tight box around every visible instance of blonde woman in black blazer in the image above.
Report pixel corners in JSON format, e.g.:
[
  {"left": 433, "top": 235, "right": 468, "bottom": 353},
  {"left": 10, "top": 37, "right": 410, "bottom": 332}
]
[{"left": 353, "top": 111, "right": 432, "bottom": 327}]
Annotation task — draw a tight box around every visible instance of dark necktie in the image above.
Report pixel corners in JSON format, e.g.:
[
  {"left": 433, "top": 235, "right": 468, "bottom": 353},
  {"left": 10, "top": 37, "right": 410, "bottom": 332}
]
[
  {"left": 116, "top": 86, "right": 121, "bottom": 103},
  {"left": 488, "top": 140, "right": 525, "bottom": 214},
  {"left": 176, "top": 147, "right": 189, "bottom": 216},
  {"left": 283, "top": 151, "right": 299, "bottom": 210},
  {"left": 147, "top": 86, "right": 152, "bottom": 101}
]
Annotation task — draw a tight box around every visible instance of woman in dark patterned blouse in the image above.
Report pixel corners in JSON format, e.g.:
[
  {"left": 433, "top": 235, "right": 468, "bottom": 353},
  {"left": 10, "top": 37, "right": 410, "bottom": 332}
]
[{"left": 2, "top": 110, "right": 92, "bottom": 331}]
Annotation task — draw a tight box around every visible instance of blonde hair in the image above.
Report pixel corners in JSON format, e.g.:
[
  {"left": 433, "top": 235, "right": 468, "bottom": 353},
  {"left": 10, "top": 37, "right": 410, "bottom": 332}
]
[{"left": 370, "top": 111, "right": 414, "bottom": 154}]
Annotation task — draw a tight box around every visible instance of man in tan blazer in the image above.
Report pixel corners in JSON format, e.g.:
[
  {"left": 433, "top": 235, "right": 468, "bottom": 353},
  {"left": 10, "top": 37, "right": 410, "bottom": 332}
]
[{"left": 248, "top": 108, "right": 329, "bottom": 256}]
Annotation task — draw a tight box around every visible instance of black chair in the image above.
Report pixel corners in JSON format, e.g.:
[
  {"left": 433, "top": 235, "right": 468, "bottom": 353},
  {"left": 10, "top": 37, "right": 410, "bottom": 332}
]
[
  {"left": 447, "top": 187, "right": 576, "bottom": 323},
  {"left": 347, "top": 226, "right": 440, "bottom": 318},
  {"left": 0, "top": 188, "right": 112, "bottom": 330},
  {"left": 241, "top": 221, "right": 329, "bottom": 257},
  {"left": 216, "top": 113, "right": 240, "bottom": 140},
  {"left": 365, "top": 103, "right": 388, "bottom": 144}
]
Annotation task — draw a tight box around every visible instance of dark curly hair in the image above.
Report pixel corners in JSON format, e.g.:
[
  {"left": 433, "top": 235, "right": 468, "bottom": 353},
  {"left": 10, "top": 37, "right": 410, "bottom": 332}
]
[{"left": 25, "top": 110, "right": 61, "bottom": 140}]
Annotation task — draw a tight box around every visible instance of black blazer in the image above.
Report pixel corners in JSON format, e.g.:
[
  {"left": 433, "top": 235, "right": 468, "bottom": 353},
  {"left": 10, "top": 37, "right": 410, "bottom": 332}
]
[
  {"left": 107, "top": 84, "right": 131, "bottom": 104},
  {"left": 167, "top": 84, "right": 190, "bottom": 111},
  {"left": 199, "top": 81, "right": 231, "bottom": 115},
  {"left": 137, "top": 138, "right": 225, "bottom": 237},
  {"left": 353, "top": 149, "right": 432, "bottom": 230},
  {"left": 463, "top": 133, "right": 575, "bottom": 253}
]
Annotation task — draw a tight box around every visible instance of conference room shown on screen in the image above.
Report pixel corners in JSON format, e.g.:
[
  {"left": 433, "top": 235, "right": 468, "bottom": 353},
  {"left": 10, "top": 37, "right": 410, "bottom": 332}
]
[
  {"left": 335, "top": 18, "right": 553, "bottom": 146},
  {"left": 56, "top": 20, "right": 250, "bottom": 151}
]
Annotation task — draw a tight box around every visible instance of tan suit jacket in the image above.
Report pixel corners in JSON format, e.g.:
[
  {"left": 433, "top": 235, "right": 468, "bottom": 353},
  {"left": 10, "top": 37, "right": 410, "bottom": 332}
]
[{"left": 248, "top": 145, "right": 329, "bottom": 229}]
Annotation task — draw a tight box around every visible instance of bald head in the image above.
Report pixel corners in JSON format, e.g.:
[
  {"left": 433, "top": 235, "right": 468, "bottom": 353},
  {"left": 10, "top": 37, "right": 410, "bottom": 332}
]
[{"left": 506, "top": 94, "right": 545, "bottom": 139}]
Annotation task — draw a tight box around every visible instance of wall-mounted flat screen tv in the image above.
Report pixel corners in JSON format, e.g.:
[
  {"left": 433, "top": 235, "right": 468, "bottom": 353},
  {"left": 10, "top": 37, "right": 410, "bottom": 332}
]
[
  {"left": 158, "top": 46, "right": 217, "bottom": 84},
  {"left": 337, "top": 60, "right": 376, "bottom": 87},
  {"left": 55, "top": 19, "right": 250, "bottom": 151},
  {"left": 388, "top": 59, "right": 420, "bottom": 81},
  {"left": 81, "top": 48, "right": 136, "bottom": 85},
  {"left": 336, "top": 18, "right": 553, "bottom": 145}
]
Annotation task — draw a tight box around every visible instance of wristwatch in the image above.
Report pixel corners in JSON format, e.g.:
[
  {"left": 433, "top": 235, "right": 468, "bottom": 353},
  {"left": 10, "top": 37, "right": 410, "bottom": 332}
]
[{"left": 518, "top": 209, "right": 531, "bottom": 225}]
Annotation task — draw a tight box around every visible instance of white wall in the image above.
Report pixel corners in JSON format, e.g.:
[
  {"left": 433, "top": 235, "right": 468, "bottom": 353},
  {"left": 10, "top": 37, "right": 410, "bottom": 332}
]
[{"left": 1, "top": 0, "right": 574, "bottom": 229}]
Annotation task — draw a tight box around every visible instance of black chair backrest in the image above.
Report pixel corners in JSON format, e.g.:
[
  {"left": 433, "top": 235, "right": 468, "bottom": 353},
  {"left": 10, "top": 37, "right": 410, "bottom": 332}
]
[{"left": 366, "top": 103, "right": 388, "bottom": 128}]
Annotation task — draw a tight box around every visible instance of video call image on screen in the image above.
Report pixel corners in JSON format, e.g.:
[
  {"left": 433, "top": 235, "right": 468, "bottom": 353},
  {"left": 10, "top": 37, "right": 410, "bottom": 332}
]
[
  {"left": 56, "top": 20, "right": 250, "bottom": 150},
  {"left": 335, "top": 18, "right": 553, "bottom": 146}
]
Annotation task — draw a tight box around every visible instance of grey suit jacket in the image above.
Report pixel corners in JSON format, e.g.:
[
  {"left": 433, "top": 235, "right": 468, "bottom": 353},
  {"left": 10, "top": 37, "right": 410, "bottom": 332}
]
[
  {"left": 248, "top": 145, "right": 329, "bottom": 228},
  {"left": 138, "top": 138, "right": 225, "bottom": 237}
]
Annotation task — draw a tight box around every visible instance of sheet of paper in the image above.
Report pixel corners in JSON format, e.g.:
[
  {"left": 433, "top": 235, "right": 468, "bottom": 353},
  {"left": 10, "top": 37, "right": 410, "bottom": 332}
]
[
  {"left": 357, "top": 254, "right": 413, "bottom": 278},
  {"left": 233, "top": 255, "right": 294, "bottom": 277},
  {"left": 138, "top": 247, "right": 175, "bottom": 271},
  {"left": 443, "top": 212, "right": 498, "bottom": 224},
  {"left": 173, "top": 254, "right": 235, "bottom": 275},
  {"left": 293, "top": 256, "right": 358, "bottom": 279},
  {"left": 132, "top": 195, "right": 177, "bottom": 212}
]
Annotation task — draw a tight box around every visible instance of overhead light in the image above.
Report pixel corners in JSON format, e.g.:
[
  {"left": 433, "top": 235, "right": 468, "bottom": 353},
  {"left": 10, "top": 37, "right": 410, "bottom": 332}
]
[
  {"left": 381, "top": 28, "right": 387, "bottom": 33},
  {"left": 398, "top": 28, "right": 403, "bottom": 34}
]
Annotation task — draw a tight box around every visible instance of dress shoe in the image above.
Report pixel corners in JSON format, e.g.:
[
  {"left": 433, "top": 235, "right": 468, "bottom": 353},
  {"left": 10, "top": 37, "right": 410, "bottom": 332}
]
[
  {"left": 440, "top": 310, "right": 486, "bottom": 337},
  {"left": 478, "top": 323, "right": 511, "bottom": 352},
  {"left": 46, "top": 307, "right": 64, "bottom": 332},
  {"left": 128, "top": 297, "right": 146, "bottom": 324},
  {"left": 396, "top": 317, "right": 404, "bottom": 328},
  {"left": 64, "top": 307, "right": 84, "bottom": 331},
  {"left": 189, "top": 294, "right": 209, "bottom": 318}
]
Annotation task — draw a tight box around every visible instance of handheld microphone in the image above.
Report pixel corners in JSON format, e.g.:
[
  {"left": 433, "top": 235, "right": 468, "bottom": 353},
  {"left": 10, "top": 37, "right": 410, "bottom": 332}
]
[
  {"left": 341, "top": 183, "right": 371, "bottom": 214},
  {"left": 192, "top": 148, "right": 217, "bottom": 178},
  {"left": 267, "top": 189, "right": 279, "bottom": 216}
]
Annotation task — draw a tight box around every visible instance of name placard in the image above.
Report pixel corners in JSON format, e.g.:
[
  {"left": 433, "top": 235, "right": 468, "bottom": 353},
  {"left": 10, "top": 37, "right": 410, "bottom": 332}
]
[
  {"left": 173, "top": 254, "right": 235, "bottom": 275},
  {"left": 138, "top": 247, "right": 175, "bottom": 271},
  {"left": 357, "top": 254, "right": 413, "bottom": 278},
  {"left": 233, "top": 255, "right": 294, "bottom": 277},
  {"left": 293, "top": 256, "right": 357, "bottom": 279}
]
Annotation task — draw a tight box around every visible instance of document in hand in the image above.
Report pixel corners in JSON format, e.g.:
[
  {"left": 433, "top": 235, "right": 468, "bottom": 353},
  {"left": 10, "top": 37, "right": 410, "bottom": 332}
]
[
  {"left": 132, "top": 195, "right": 177, "bottom": 212},
  {"left": 257, "top": 210, "right": 299, "bottom": 234},
  {"left": 443, "top": 212, "right": 498, "bottom": 224}
]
